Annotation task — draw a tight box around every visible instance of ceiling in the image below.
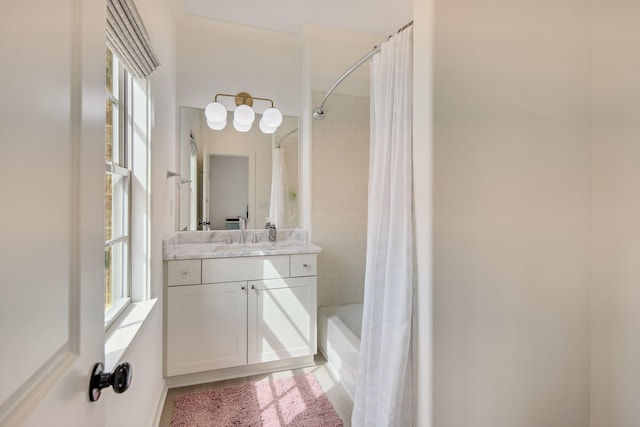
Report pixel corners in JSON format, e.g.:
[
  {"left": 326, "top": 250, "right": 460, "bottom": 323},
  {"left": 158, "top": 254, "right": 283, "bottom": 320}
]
[{"left": 181, "top": 0, "right": 412, "bottom": 36}]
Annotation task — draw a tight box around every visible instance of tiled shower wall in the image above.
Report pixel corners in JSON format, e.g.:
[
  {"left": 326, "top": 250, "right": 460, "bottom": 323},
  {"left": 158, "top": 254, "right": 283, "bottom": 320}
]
[{"left": 312, "top": 91, "right": 370, "bottom": 307}]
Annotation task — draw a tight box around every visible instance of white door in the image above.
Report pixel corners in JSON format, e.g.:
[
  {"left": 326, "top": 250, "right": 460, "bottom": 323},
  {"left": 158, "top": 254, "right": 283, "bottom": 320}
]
[
  {"left": 0, "top": 1, "right": 106, "bottom": 426},
  {"left": 209, "top": 154, "right": 249, "bottom": 228},
  {"left": 204, "top": 150, "right": 257, "bottom": 230}
]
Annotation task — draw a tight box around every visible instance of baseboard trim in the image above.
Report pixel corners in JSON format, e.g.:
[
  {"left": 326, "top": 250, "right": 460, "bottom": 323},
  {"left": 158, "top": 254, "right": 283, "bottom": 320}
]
[
  {"left": 151, "top": 378, "right": 168, "bottom": 427},
  {"left": 166, "top": 355, "right": 316, "bottom": 389}
]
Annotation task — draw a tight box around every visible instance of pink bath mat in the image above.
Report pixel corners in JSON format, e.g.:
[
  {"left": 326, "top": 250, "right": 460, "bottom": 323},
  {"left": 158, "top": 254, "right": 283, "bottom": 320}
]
[{"left": 170, "top": 373, "right": 343, "bottom": 427}]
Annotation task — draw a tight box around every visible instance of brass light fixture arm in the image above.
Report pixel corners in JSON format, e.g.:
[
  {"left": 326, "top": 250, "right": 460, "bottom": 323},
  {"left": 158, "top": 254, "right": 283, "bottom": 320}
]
[{"left": 212, "top": 93, "right": 275, "bottom": 108}]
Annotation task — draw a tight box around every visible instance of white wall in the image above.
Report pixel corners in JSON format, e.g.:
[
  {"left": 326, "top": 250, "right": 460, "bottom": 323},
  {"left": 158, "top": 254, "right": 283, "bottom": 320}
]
[
  {"left": 104, "top": 0, "right": 177, "bottom": 426},
  {"left": 412, "top": 2, "right": 434, "bottom": 426},
  {"left": 176, "top": 17, "right": 380, "bottom": 115},
  {"left": 591, "top": 1, "right": 640, "bottom": 425},
  {"left": 429, "top": 1, "right": 591, "bottom": 426},
  {"left": 303, "top": 24, "right": 381, "bottom": 98},
  {"left": 176, "top": 16, "right": 302, "bottom": 116},
  {"left": 312, "top": 92, "right": 369, "bottom": 307}
]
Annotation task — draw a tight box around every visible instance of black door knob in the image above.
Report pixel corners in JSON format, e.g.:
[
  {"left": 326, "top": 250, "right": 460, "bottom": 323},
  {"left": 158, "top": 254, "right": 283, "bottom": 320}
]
[{"left": 89, "top": 361, "right": 133, "bottom": 402}]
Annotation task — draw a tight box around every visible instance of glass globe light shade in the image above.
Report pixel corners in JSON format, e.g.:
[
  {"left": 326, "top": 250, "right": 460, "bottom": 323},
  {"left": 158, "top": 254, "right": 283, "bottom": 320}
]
[
  {"left": 234, "top": 104, "right": 255, "bottom": 126},
  {"left": 233, "top": 118, "right": 251, "bottom": 132},
  {"left": 259, "top": 118, "right": 276, "bottom": 134},
  {"left": 204, "top": 101, "right": 227, "bottom": 123},
  {"left": 207, "top": 119, "right": 226, "bottom": 130},
  {"left": 262, "top": 107, "right": 283, "bottom": 128}
]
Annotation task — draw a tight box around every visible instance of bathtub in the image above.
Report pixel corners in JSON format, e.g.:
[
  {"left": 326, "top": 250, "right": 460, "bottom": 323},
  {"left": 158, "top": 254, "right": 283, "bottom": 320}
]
[{"left": 318, "top": 302, "right": 363, "bottom": 401}]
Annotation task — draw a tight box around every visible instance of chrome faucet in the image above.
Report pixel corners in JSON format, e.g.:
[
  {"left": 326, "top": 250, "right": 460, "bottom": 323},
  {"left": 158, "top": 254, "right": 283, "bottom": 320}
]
[{"left": 238, "top": 217, "right": 247, "bottom": 244}]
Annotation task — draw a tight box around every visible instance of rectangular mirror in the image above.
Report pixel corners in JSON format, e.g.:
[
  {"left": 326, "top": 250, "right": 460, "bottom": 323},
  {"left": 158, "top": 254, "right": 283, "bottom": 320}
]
[{"left": 178, "top": 106, "right": 299, "bottom": 231}]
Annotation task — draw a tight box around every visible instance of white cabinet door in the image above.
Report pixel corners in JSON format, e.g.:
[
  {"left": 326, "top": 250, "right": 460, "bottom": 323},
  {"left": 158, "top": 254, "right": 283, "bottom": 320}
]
[
  {"left": 167, "top": 282, "right": 247, "bottom": 376},
  {"left": 247, "top": 277, "right": 317, "bottom": 364}
]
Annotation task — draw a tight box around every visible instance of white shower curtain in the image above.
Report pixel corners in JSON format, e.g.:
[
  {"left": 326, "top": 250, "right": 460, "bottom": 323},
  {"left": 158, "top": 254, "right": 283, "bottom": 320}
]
[
  {"left": 268, "top": 146, "right": 290, "bottom": 228},
  {"left": 352, "top": 26, "right": 413, "bottom": 427}
]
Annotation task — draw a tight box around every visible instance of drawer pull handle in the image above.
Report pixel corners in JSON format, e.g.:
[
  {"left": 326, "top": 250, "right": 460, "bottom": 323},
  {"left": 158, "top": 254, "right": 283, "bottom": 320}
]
[
  {"left": 251, "top": 284, "right": 255, "bottom": 290},
  {"left": 303, "top": 264, "right": 309, "bottom": 267},
  {"left": 180, "top": 271, "right": 188, "bottom": 276}
]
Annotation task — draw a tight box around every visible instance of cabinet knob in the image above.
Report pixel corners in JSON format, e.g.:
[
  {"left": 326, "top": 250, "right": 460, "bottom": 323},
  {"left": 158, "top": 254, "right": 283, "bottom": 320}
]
[
  {"left": 241, "top": 286, "right": 245, "bottom": 290},
  {"left": 303, "top": 264, "right": 309, "bottom": 267},
  {"left": 251, "top": 284, "right": 255, "bottom": 290},
  {"left": 180, "top": 271, "right": 187, "bottom": 276}
]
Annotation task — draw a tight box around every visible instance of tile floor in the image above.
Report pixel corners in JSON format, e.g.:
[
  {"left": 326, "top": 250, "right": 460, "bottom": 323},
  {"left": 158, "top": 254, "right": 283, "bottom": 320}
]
[{"left": 158, "top": 354, "right": 353, "bottom": 426}]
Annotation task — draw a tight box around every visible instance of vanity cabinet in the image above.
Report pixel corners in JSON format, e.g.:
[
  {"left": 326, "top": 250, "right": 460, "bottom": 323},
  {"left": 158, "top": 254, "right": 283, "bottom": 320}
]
[{"left": 166, "top": 254, "right": 317, "bottom": 377}]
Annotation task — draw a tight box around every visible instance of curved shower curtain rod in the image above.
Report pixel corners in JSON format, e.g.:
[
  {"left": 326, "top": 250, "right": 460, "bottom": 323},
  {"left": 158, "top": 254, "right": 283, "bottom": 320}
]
[
  {"left": 276, "top": 127, "right": 298, "bottom": 148},
  {"left": 312, "top": 20, "right": 413, "bottom": 120}
]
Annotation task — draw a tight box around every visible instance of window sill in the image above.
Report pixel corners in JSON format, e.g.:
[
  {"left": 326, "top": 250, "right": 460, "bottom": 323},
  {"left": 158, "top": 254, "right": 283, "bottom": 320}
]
[
  {"left": 104, "top": 298, "right": 158, "bottom": 371},
  {"left": 104, "top": 297, "right": 132, "bottom": 331}
]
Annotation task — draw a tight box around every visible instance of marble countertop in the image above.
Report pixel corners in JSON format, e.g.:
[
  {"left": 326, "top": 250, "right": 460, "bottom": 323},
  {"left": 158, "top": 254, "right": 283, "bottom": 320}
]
[{"left": 163, "top": 229, "right": 322, "bottom": 260}]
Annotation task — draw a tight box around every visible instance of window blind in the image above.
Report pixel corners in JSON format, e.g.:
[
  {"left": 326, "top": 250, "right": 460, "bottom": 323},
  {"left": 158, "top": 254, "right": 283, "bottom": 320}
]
[{"left": 107, "top": 0, "right": 160, "bottom": 79}]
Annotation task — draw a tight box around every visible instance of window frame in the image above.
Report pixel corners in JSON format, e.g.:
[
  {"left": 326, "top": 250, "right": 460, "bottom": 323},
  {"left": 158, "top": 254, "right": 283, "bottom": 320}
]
[{"left": 104, "top": 48, "right": 133, "bottom": 329}]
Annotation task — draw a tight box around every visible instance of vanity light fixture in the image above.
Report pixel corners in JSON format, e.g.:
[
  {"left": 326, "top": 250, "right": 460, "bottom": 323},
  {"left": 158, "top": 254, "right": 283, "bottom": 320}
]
[{"left": 205, "top": 92, "right": 283, "bottom": 134}]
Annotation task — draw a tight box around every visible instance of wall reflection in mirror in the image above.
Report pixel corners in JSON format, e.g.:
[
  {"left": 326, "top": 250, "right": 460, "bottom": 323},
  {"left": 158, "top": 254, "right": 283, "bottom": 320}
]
[{"left": 178, "top": 107, "right": 299, "bottom": 231}]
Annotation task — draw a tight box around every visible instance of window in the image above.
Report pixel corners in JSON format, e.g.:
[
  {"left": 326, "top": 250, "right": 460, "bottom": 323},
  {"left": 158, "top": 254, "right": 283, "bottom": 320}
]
[
  {"left": 103, "top": 0, "right": 156, "bottom": 353},
  {"left": 105, "top": 47, "right": 131, "bottom": 326},
  {"left": 104, "top": 45, "right": 151, "bottom": 330}
]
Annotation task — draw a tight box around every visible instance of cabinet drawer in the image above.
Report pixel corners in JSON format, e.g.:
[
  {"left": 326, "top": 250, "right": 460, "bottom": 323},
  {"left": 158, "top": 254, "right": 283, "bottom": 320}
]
[
  {"left": 167, "top": 260, "right": 201, "bottom": 286},
  {"left": 202, "top": 255, "right": 289, "bottom": 283},
  {"left": 290, "top": 254, "right": 317, "bottom": 277}
]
